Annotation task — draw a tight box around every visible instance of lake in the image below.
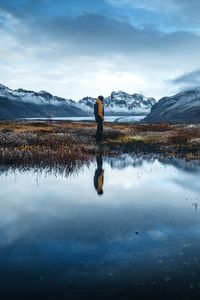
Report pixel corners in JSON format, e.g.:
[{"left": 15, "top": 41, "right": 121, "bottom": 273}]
[
  {"left": 22, "top": 115, "right": 145, "bottom": 123},
  {"left": 0, "top": 154, "right": 200, "bottom": 299}
]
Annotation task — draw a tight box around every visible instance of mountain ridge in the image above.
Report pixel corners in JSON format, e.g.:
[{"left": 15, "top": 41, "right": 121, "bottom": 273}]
[
  {"left": 144, "top": 89, "right": 200, "bottom": 123},
  {"left": 0, "top": 84, "right": 156, "bottom": 119}
]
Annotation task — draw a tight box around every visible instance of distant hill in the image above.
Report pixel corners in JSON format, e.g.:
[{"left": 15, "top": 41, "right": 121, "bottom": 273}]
[
  {"left": 0, "top": 84, "right": 155, "bottom": 119},
  {"left": 144, "top": 89, "right": 200, "bottom": 123}
]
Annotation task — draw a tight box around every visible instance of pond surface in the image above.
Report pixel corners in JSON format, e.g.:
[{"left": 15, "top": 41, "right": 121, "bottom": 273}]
[{"left": 0, "top": 155, "right": 200, "bottom": 299}]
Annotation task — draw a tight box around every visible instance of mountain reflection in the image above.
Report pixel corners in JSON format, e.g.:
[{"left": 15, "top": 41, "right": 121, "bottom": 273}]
[
  {"left": 106, "top": 154, "right": 200, "bottom": 174},
  {"left": 0, "top": 154, "right": 200, "bottom": 179}
]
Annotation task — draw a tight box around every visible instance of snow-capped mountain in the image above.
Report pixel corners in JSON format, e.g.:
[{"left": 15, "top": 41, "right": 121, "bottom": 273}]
[
  {"left": 144, "top": 89, "right": 200, "bottom": 123},
  {"left": 0, "top": 83, "right": 156, "bottom": 119},
  {"left": 0, "top": 84, "right": 74, "bottom": 105},
  {"left": 0, "top": 84, "right": 87, "bottom": 119},
  {"left": 78, "top": 91, "right": 156, "bottom": 116}
]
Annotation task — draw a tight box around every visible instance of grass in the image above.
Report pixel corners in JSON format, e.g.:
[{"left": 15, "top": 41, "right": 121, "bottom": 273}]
[{"left": 0, "top": 120, "right": 200, "bottom": 170}]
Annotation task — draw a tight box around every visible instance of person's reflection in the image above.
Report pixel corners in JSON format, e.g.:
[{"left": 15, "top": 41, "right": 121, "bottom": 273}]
[{"left": 94, "top": 155, "right": 104, "bottom": 195}]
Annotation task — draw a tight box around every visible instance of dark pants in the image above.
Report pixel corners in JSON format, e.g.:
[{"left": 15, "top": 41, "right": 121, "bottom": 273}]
[{"left": 96, "top": 121, "right": 103, "bottom": 142}]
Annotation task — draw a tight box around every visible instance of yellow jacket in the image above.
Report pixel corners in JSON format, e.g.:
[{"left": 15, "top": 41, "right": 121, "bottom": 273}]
[{"left": 96, "top": 99, "right": 104, "bottom": 121}]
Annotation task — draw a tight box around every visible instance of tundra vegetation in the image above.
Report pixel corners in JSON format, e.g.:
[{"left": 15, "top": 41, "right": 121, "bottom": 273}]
[{"left": 0, "top": 121, "right": 200, "bottom": 173}]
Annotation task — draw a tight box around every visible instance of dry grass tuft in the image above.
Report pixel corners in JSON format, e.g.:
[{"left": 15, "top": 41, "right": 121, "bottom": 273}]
[{"left": 0, "top": 121, "right": 200, "bottom": 168}]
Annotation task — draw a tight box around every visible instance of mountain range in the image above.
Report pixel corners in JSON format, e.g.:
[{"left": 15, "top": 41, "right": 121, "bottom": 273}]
[
  {"left": 1, "top": 83, "right": 200, "bottom": 122},
  {"left": 0, "top": 84, "right": 156, "bottom": 119},
  {"left": 144, "top": 89, "right": 200, "bottom": 123}
]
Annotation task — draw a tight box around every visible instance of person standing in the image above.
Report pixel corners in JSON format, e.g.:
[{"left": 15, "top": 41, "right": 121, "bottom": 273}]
[{"left": 94, "top": 95, "right": 104, "bottom": 142}]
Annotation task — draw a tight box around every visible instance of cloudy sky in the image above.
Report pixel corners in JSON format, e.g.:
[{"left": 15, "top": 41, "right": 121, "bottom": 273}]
[{"left": 0, "top": 0, "right": 200, "bottom": 100}]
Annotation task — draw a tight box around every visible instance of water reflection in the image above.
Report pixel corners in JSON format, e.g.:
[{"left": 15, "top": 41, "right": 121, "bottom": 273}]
[
  {"left": 1, "top": 153, "right": 200, "bottom": 181},
  {"left": 94, "top": 155, "right": 104, "bottom": 195},
  {"left": 0, "top": 159, "right": 91, "bottom": 179},
  {"left": 0, "top": 155, "right": 200, "bottom": 299}
]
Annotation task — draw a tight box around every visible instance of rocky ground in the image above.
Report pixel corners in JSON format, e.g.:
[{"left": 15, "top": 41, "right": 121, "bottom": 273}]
[{"left": 0, "top": 121, "right": 200, "bottom": 170}]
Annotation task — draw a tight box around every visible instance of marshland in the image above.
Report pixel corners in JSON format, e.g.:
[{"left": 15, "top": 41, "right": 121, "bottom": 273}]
[
  {"left": 1, "top": 120, "right": 200, "bottom": 300},
  {"left": 1, "top": 121, "right": 200, "bottom": 170}
]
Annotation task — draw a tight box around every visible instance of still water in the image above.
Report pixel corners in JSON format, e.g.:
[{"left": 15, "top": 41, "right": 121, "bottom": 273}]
[
  {"left": 22, "top": 115, "right": 144, "bottom": 123},
  {"left": 0, "top": 155, "right": 200, "bottom": 299}
]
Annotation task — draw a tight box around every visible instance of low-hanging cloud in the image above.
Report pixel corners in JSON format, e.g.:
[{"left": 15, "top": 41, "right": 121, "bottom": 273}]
[{"left": 172, "top": 70, "right": 200, "bottom": 89}]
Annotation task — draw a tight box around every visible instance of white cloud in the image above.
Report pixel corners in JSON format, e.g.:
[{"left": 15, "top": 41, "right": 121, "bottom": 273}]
[
  {"left": 106, "top": 0, "right": 181, "bottom": 13},
  {"left": 0, "top": 7, "right": 200, "bottom": 100}
]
